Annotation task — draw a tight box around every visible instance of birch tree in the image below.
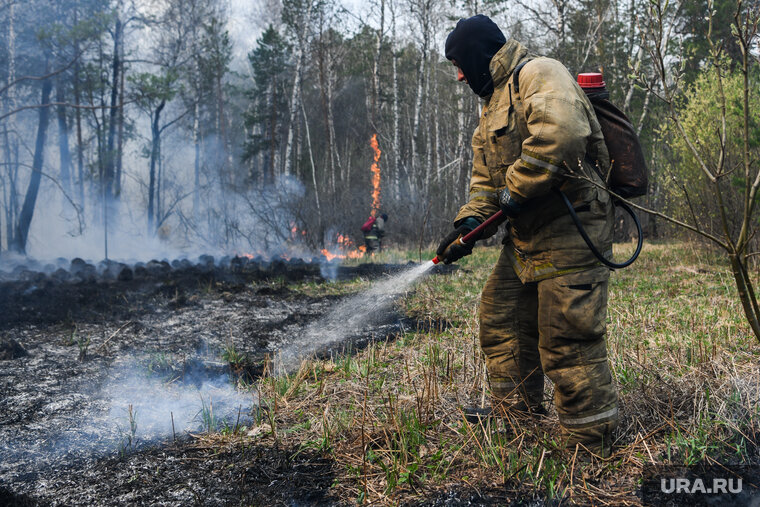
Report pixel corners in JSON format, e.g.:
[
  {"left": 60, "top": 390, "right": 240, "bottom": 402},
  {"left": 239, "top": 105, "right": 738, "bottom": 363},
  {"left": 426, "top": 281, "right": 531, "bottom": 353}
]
[{"left": 281, "top": 0, "right": 313, "bottom": 177}]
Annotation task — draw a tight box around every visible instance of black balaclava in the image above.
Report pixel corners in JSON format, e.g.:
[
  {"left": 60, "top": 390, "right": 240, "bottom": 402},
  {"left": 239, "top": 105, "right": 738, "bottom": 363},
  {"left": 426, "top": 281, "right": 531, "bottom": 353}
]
[{"left": 445, "top": 15, "right": 506, "bottom": 98}]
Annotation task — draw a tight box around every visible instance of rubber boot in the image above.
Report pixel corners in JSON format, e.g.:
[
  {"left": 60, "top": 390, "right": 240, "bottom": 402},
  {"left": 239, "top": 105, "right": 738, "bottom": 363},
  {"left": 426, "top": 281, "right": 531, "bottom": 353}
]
[
  {"left": 464, "top": 395, "right": 546, "bottom": 424},
  {"left": 565, "top": 419, "right": 617, "bottom": 460}
]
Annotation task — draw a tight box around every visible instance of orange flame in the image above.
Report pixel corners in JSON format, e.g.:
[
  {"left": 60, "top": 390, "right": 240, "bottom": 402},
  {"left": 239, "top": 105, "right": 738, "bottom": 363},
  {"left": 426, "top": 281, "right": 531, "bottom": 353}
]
[
  {"left": 321, "top": 249, "right": 340, "bottom": 261},
  {"left": 370, "top": 134, "right": 381, "bottom": 217},
  {"left": 320, "top": 233, "right": 367, "bottom": 261},
  {"left": 289, "top": 223, "right": 308, "bottom": 239}
]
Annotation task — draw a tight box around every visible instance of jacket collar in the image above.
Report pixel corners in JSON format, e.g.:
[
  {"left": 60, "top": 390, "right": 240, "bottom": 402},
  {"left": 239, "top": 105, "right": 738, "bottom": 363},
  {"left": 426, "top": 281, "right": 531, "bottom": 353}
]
[{"left": 489, "top": 39, "right": 531, "bottom": 92}]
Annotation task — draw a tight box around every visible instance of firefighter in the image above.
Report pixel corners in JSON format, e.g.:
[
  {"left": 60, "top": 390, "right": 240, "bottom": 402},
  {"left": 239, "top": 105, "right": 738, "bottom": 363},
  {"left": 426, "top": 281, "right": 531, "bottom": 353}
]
[
  {"left": 363, "top": 213, "right": 388, "bottom": 253},
  {"left": 437, "top": 15, "right": 618, "bottom": 457}
]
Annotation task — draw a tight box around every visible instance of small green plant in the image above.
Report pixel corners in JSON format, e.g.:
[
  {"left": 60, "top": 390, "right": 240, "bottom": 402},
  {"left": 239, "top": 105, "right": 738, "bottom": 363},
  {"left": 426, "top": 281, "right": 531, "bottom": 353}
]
[
  {"left": 221, "top": 341, "right": 247, "bottom": 366},
  {"left": 199, "top": 395, "right": 216, "bottom": 432},
  {"left": 129, "top": 404, "right": 137, "bottom": 441},
  {"left": 63, "top": 328, "right": 77, "bottom": 346},
  {"left": 117, "top": 404, "right": 138, "bottom": 457},
  {"left": 145, "top": 352, "right": 171, "bottom": 375},
  {"left": 77, "top": 334, "right": 91, "bottom": 361}
]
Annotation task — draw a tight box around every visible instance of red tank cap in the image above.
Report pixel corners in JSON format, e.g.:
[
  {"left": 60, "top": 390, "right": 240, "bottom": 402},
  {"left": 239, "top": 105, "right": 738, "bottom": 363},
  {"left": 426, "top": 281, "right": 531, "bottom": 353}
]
[{"left": 577, "top": 72, "right": 606, "bottom": 89}]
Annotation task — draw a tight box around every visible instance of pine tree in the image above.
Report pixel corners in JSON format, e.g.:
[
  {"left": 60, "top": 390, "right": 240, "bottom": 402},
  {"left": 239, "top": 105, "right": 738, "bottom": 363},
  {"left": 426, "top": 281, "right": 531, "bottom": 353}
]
[{"left": 244, "top": 26, "right": 291, "bottom": 184}]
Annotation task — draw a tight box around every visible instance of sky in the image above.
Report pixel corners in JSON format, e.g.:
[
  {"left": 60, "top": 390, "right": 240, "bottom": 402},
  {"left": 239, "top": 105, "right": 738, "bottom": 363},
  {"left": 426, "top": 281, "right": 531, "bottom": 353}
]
[
  {"left": 223, "top": 0, "right": 520, "bottom": 72},
  {"left": 226, "top": 0, "right": 267, "bottom": 67}
]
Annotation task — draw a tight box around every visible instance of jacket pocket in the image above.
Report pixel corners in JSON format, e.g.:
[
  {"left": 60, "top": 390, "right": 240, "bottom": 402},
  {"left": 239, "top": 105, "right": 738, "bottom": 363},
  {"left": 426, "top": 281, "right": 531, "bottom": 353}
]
[{"left": 485, "top": 107, "right": 522, "bottom": 173}]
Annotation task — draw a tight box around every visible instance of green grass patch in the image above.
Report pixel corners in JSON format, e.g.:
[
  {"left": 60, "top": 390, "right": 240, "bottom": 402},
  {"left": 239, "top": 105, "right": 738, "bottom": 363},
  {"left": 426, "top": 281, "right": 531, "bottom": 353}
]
[{"left": 203, "top": 240, "right": 760, "bottom": 505}]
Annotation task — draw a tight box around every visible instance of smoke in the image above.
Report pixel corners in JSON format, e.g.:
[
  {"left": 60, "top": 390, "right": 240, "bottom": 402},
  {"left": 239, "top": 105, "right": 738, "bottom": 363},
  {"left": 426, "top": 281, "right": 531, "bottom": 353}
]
[
  {"left": 320, "top": 259, "right": 339, "bottom": 281},
  {"left": 1, "top": 355, "right": 253, "bottom": 468},
  {"left": 25, "top": 193, "right": 190, "bottom": 263},
  {"left": 11, "top": 169, "right": 314, "bottom": 267},
  {"left": 105, "top": 361, "right": 252, "bottom": 444},
  {"left": 0, "top": 159, "right": 376, "bottom": 286}
]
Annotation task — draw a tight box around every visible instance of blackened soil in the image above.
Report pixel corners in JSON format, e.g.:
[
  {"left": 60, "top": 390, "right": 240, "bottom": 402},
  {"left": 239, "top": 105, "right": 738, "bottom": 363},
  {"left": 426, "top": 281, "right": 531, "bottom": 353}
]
[
  {"left": 0, "top": 261, "right": 452, "bottom": 505},
  {"left": 2, "top": 443, "right": 340, "bottom": 506},
  {"left": 0, "top": 261, "right": 457, "bottom": 330},
  {"left": 0, "top": 265, "right": 299, "bottom": 330}
]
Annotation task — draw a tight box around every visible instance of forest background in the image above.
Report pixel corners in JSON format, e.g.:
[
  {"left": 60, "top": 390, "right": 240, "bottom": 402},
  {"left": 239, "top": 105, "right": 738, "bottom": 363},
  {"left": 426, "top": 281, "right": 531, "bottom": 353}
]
[{"left": 0, "top": 0, "right": 756, "bottom": 262}]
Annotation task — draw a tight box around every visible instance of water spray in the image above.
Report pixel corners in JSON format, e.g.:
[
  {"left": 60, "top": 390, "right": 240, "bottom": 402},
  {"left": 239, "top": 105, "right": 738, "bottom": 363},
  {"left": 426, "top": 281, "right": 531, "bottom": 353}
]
[
  {"left": 431, "top": 210, "right": 505, "bottom": 265},
  {"left": 275, "top": 211, "right": 508, "bottom": 370}
]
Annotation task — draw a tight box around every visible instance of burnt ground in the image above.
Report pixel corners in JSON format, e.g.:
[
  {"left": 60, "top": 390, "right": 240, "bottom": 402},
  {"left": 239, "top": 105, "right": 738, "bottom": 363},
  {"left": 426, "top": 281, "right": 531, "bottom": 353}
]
[{"left": 0, "top": 260, "right": 455, "bottom": 506}]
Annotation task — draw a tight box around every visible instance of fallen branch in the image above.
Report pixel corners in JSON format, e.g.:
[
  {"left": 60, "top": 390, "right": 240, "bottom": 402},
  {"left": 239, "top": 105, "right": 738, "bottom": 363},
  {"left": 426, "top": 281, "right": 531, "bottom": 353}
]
[{"left": 96, "top": 321, "right": 134, "bottom": 353}]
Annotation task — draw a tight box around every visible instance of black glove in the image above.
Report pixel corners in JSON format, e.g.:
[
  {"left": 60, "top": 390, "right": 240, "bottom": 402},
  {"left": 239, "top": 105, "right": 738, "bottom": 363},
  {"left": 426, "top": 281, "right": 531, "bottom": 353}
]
[
  {"left": 498, "top": 186, "right": 523, "bottom": 218},
  {"left": 436, "top": 217, "right": 482, "bottom": 265}
]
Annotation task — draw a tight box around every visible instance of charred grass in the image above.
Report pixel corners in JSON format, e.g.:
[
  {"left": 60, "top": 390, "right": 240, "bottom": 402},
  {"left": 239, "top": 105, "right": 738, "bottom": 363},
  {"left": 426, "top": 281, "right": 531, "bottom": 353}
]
[{"left": 179, "top": 240, "right": 758, "bottom": 505}]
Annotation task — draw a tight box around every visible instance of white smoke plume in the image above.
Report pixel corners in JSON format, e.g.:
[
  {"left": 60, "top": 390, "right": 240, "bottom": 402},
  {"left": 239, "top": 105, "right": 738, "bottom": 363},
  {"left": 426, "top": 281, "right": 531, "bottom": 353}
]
[{"left": 0, "top": 357, "right": 254, "bottom": 467}]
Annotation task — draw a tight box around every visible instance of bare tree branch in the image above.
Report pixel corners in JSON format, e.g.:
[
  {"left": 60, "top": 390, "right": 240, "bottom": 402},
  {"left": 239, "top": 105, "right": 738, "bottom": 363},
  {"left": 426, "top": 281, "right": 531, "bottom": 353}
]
[
  {"left": 565, "top": 168, "right": 728, "bottom": 249},
  {"left": 0, "top": 100, "right": 137, "bottom": 123},
  {"left": 0, "top": 161, "right": 84, "bottom": 234},
  {"left": 0, "top": 49, "right": 86, "bottom": 97}
]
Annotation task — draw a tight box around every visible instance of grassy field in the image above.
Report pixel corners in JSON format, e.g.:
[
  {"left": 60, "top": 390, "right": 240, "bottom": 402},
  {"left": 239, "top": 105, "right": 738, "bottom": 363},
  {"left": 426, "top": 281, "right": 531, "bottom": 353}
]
[{"left": 210, "top": 241, "right": 760, "bottom": 505}]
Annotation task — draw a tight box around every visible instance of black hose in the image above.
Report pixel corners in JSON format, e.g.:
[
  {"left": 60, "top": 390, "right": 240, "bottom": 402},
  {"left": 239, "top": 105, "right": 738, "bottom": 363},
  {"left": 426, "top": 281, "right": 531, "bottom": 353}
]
[{"left": 556, "top": 189, "right": 643, "bottom": 269}]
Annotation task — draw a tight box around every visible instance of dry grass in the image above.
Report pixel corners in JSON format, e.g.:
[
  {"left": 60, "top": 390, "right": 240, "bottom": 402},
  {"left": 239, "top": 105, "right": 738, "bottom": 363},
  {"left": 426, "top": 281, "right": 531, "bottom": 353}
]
[{"left": 201, "top": 240, "right": 760, "bottom": 505}]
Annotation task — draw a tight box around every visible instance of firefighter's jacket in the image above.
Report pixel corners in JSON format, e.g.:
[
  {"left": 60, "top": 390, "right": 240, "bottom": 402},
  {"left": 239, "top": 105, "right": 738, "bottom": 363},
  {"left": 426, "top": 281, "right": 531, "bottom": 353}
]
[
  {"left": 364, "top": 216, "right": 385, "bottom": 240},
  {"left": 455, "top": 39, "right": 614, "bottom": 283}
]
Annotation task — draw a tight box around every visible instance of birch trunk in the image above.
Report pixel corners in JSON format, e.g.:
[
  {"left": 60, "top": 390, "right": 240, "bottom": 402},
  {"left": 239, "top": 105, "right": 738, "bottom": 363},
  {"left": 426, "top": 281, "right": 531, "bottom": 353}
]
[
  {"left": 433, "top": 62, "right": 440, "bottom": 180},
  {"left": 316, "top": 16, "right": 337, "bottom": 193},
  {"left": 424, "top": 54, "right": 432, "bottom": 196},
  {"left": 390, "top": 0, "right": 400, "bottom": 200},
  {"left": 193, "top": 98, "right": 201, "bottom": 215},
  {"left": 157, "top": 139, "right": 163, "bottom": 225},
  {"left": 115, "top": 39, "right": 125, "bottom": 198},
  {"left": 6, "top": 0, "right": 16, "bottom": 116},
  {"left": 371, "top": 0, "right": 385, "bottom": 128},
  {"left": 269, "top": 82, "right": 278, "bottom": 183},
  {"left": 4, "top": 0, "right": 18, "bottom": 248},
  {"left": 411, "top": 0, "right": 431, "bottom": 187},
  {"left": 301, "top": 100, "right": 321, "bottom": 227},
  {"left": 295, "top": 108, "right": 302, "bottom": 180},
  {"left": 282, "top": 0, "right": 312, "bottom": 177},
  {"left": 623, "top": 45, "right": 643, "bottom": 114},
  {"left": 73, "top": 2, "right": 85, "bottom": 212},
  {"left": 216, "top": 72, "right": 230, "bottom": 179},
  {"left": 327, "top": 68, "right": 340, "bottom": 192},
  {"left": 54, "top": 0, "right": 72, "bottom": 199},
  {"left": 553, "top": 0, "right": 568, "bottom": 58},
  {"left": 411, "top": 47, "right": 425, "bottom": 179},
  {"left": 636, "top": 79, "right": 654, "bottom": 137}
]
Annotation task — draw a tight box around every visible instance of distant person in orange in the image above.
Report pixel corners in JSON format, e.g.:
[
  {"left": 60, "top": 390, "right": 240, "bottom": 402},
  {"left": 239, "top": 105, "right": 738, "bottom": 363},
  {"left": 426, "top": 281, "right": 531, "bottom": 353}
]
[{"left": 361, "top": 213, "right": 388, "bottom": 253}]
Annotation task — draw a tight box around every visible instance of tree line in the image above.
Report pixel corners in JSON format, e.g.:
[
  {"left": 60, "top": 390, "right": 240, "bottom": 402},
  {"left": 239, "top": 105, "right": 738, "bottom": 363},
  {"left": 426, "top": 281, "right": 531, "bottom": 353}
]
[{"left": 0, "top": 0, "right": 756, "bottom": 260}]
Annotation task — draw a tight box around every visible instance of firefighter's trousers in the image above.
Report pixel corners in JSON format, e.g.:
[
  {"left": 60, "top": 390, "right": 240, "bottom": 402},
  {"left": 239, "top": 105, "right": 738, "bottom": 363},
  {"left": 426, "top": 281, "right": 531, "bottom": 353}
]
[{"left": 479, "top": 247, "right": 618, "bottom": 453}]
